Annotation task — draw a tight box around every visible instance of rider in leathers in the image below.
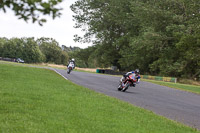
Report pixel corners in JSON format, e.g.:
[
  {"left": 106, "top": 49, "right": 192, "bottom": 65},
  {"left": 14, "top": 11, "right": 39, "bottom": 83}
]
[
  {"left": 67, "top": 58, "right": 75, "bottom": 69},
  {"left": 120, "top": 69, "right": 141, "bottom": 87}
]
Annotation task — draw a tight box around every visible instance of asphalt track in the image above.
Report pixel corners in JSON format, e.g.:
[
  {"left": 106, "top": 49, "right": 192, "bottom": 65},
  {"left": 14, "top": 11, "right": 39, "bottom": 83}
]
[{"left": 55, "top": 69, "right": 200, "bottom": 130}]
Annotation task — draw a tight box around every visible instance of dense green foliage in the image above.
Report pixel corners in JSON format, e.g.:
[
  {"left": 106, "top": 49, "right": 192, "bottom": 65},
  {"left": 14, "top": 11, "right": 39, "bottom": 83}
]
[
  {"left": 62, "top": 45, "right": 81, "bottom": 52},
  {"left": 0, "top": 0, "right": 64, "bottom": 25},
  {"left": 0, "top": 37, "right": 69, "bottom": 65},
  {"left": 0, "top": 63, "right": 199, "bottom": 133},
  {"left": 70, "top": 0, "right": 200, "bottom": 80}
]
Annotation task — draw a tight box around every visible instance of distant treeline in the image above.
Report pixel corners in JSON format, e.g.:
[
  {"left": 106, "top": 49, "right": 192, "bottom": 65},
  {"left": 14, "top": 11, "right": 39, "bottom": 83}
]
[
  {"left": 0, "top": 37, "right": 77, "bottom": 65},
  {"left": 70, "top": 0, "right": 200, "bottom": 79}
]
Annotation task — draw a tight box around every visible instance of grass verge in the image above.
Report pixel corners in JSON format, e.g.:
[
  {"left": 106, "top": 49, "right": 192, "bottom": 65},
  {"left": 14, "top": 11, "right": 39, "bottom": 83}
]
[
  {"left": 2, "top": 60, "right": 199, "bottom": 95},
  {"left": 0, "top": 60, "right": 66, "bottom": 70},
  {"left": 0, "top": 63, "right": 199, "bottom": 133},
  {"left": 142, "top": 79, "right": 200, "bottom": 94},
  {"left": 74, "top": 67, "right": 200, "bottom": 95},
  {"left": 73, "top": 67, "right": 200, "bottom": 95}
]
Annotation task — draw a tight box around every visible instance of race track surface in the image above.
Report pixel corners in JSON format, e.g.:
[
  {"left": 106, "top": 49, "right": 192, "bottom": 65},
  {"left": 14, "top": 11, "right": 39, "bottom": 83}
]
[{"left": 55, "top": 69, "right": 200, "bottom": 130}]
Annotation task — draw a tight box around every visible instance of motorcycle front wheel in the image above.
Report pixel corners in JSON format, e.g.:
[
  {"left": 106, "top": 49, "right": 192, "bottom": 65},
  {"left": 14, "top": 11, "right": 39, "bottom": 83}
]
[
  {"left": 118, "top": 85, "right": 122, "bottom": 91},
  {"left": 122, "top": 82, "right": 130, "bottom": 92},
  {"left": 67, "top": 69, "right": 71, "bottom": 74}
]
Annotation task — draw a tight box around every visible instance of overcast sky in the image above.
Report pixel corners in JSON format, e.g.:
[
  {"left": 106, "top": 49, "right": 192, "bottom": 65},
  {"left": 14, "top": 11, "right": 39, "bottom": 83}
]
[{"left": 0, "top": 0, "right": 91, "bottom": 49}]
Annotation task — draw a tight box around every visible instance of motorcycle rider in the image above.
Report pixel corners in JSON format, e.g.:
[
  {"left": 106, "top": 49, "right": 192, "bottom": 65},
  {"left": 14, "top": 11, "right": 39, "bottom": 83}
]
[
  {"left": 67, "top": 58, "right": 75, "bottom": 69},
  {"left": 120, "top": 69, "right": 141, "bottom": 87}
]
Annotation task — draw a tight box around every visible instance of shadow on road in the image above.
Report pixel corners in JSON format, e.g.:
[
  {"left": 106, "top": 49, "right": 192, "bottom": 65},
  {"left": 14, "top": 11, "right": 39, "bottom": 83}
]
[{"left": 115, "top": 90, "right": 139, "bottom": 94}]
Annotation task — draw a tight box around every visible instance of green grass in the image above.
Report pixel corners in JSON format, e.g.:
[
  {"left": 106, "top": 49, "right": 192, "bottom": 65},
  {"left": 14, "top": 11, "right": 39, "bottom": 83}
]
[
  {"left": 142, "top": 79, "right": 200, "bottom": 94},
  {"left": 0, "top": 60, "right": 66, "bottom": 70},
  {"left": 73, "top": 67, "right": 200, "bottom": 94},
  {"left": 2, "top": 60, "right": 199, "bottom": 94},
  {"left": 0, "top": 63, "right": 199, "bottom": 133}
]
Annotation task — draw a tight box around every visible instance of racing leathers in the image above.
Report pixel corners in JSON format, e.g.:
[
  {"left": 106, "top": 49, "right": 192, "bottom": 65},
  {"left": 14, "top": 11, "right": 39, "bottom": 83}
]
[
  {"left": 120, "top": 71, "right": 141, "bottom": 87},
  {"left": 67, "top": 60, "right": 75, "bottom": 69}
]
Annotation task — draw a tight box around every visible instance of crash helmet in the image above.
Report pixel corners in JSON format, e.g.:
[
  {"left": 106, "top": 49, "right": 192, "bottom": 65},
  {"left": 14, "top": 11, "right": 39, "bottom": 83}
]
[
  {"left": 71, "top": 58, "right": 75, "bottom": 61},
  {"left": 135, "top": 69, "right": 140, "bottom": 74}
]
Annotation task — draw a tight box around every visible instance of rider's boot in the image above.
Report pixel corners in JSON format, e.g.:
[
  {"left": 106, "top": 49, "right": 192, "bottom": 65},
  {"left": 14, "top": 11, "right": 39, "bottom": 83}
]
[{"left": 133, "top": 83, "right": 136, "bottom": 87}]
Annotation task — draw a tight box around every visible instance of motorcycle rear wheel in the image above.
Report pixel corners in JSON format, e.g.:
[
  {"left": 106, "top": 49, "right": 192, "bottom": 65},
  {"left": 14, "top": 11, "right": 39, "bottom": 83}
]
[{"left": 118, "top": 85, "right": 122, "bottom": 91}]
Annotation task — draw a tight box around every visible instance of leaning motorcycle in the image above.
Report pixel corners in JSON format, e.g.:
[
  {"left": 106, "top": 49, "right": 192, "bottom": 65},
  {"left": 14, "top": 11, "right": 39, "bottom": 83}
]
[
  {"left": 118, "top": 73, "right": 137, "bottom": 92},
  {"left": 67, "top": 64, "right": 74, "bottom": 74}
]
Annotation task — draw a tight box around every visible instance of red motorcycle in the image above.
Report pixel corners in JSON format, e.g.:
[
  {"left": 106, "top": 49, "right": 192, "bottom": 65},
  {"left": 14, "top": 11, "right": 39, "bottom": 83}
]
[{"left": 118, "top": 73, "right": 137, "bottom": 92}]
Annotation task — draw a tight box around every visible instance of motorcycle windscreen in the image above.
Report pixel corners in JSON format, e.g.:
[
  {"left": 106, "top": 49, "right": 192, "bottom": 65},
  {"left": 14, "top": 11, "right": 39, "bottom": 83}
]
[
  {"left": 129, "top": 74, "right": 137, "bottom": 82},
  {"left": 68, "top": 63, "right": 74, "bottom": 68}
]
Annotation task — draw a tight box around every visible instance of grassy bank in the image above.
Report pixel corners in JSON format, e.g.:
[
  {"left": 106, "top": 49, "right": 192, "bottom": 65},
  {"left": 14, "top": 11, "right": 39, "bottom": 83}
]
[
  {"left": 1, "top": 60, "right": 199, "bottom": 95},
  {"left": 73, "top": 66, "right": 200, "bottom": 94},
  {"left": 142, "top": 79, "right": 200, "bottom": 94},
  {"left": 0, "top": 63, "right": 199, "bottom": 132},
  {"left": 74, "top": 68, "right": 200, "bottom": 94}
]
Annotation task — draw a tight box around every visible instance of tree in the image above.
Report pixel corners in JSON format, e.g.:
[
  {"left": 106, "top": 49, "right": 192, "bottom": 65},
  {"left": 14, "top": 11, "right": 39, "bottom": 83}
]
[
  {"left": 62, "top": 45, "right": 81, "bottom": 52},
  {"left": 61, "top": 51, "right": 69, "bottom": 66},
  {"left": 21, "top": 37, "right": 45, "bottom": 63},
  {"left": 37, "top": 37, "right": 63, "bottom": 64},
  {"left": 1, "top": 38, "right": 21, "bottom": 59},
  {"left": 71, "top": 0, "right": 136, "bottom": 69},
  {"left": 0, "top": 0, "right": 64, "bottom": 25},
  {"left": 0, "top": 37, "right": 44, "bottom": 63},
  {"left": 0, "top": 37, "right": 7, "bottom": 57},
  {"left": 175, "top": 34, "right": 200, "bottom": 78},
  {"left": 71, "top": 0, "right": 200, "bottom": 79}
]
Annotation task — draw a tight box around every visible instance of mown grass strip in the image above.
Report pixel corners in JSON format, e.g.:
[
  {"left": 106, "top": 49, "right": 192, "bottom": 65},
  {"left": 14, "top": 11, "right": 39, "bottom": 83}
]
[
  {"left": 0, "top": 63, "right": 199, "bottom": 133},
  {"left": 0, "top": 60, "right": 66, "bottom": 70},
  {"left": 142, "top": 79, "right": 200, "bottom": 94},
  {"left": 2, "top": 60, "right": 199, "bottom": 95},
  {"left": 74, "top": 67, "right": 200, "bottom": 94}
]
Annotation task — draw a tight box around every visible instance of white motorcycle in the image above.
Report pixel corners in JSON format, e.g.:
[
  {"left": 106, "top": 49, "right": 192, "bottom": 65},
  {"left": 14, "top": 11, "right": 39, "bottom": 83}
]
[{"left": 67, "top": 63, "right": 74, "bottom": 74}]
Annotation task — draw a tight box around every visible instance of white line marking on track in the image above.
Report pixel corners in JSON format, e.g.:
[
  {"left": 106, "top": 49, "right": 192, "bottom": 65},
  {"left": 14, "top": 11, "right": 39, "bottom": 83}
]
[{"left": 53, "top": 69, "right": 68, "bottom": 80}]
